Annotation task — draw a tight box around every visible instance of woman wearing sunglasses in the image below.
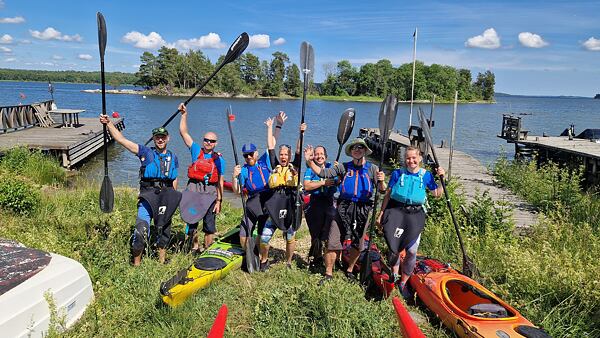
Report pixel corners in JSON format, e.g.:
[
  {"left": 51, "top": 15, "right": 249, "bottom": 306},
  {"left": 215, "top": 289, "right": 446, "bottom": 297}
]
[
  {"left": 259, "top": 114, "right": 306, "bottom": 271},
  {"left": 304, "top": 138, "right": 386, "bottom": 284},
  {"left": 178, "top": 103, "right": 225, "bottom": 254}
]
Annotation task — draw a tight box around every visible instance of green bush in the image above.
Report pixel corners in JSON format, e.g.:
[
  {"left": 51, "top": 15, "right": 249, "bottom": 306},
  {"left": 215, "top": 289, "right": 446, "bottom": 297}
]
[
  {"left": 0, "top": 147, "right": 67, "bottom": 186},
  {"left": 0, "top": 177, "right": 40, "bottom": 215}
]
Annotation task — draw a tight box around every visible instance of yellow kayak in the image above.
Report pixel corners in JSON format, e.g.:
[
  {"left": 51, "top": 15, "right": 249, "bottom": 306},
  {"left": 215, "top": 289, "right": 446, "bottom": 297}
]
[{"left": 160, "top": 227, "right": 244, "bottom": 307}]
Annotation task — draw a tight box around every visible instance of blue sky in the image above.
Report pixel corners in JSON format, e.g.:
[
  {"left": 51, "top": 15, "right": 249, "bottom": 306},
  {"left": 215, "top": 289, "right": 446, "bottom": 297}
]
[{"left": 1, "top": 0, "right": 599, "bottom": 96}]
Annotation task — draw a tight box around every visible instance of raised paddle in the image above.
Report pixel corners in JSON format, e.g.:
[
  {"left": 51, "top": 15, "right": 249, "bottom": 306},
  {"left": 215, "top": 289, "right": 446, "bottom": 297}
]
[
  {"left": 335, "top": 108, "right": 356, "bottom": 162},
  {"left": 293, "top": 41, "right": 314, "bottom": 231},
  {"left": 97, "top": 12, "right": 114, "bottom": 213},
  {"left": 144, "top": 32, "right": 250, "bottom": 146},
  {"left": 360, "top": 94, "right": 398, "bottom": 287},
  {"left": 417, "top": 107, "right": 478, "bottom": 278},
  {"left": 226, "top": 106, "right": 259, "bottom": 273}
]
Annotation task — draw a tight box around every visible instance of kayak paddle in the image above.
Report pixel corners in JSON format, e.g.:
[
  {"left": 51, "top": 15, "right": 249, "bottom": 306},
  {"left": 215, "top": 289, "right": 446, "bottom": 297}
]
[
  {"left": 293, "top": 41, "right": 314, "bottom": 231},
  {"left": 144, "top": 32, "right": 250, "bottom": 146},
  {"left": 226, "top": 106, "right": 259, "bottom": 273},
  {"left": 335, "top": 108, "right": 356, "bottom": 162},
  {"left": 360, "top": 94, "right": 397, "bottom": 287},
  {"left": 97, "top": 12, "right": 114, "bottom": 213},
  {"left": 417, "top": 107, "right": 478, "bottom": 278}
]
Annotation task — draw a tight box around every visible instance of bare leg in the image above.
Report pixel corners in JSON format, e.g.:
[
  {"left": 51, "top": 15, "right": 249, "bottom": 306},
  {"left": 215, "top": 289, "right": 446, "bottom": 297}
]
[
  {"left": 204, "top": 233, "right": 214, "bottom": 249},
  {"left": 345, "top": 247, "right": 361, "bottom": 273},
  {"left": 259, "top": 243, "right": 270, "bottom": 263},
  {"left": 158, "top": 248, "right": 166, "bottom": 264},
  {"left": 286, "top": 239, "right": 296, "bottom": 264},
  {"left": 240, "top": 237, "right": 248, "bottom": 250},
  {"left": 324, "top": 250, "right": 337, "bottom": 276},
  {"left": 133, "top": 254, "right": 142, "bottom": 266},
  {"left": 191, "top": 232, "right": 200, "bottom": 251}
]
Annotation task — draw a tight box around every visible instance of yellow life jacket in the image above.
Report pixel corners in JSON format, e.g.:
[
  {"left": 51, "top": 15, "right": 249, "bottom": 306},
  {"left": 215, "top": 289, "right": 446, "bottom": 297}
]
[{"left": 268, "top": 164, "right": 298, "bottom": 188}]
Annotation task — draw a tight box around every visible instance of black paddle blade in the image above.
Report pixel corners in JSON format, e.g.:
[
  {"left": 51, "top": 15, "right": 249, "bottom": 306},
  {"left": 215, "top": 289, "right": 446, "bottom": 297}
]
[
  {"left": 300, "top": 41, "right": 315, "bottom": 80},
  {"left": 378, "top": 95, "right": 398, "bottom": 143},
  {"left": 97, "top": 12, "right": 107, "bottom": 58},
  {"left": 359, "top": 251, "right": 373, "bottom": 287},
  {"left": 99, "top": 175, "right": 114, "bottom": 213},
  {"left": 245, "top": 228, "right": 259, "bottom": 273},
  {"left": 223, "top": 32, "right": 249, "bottom": 65},
  {"left": 337, "top": 108, "right": 356, "bottom": 145}
]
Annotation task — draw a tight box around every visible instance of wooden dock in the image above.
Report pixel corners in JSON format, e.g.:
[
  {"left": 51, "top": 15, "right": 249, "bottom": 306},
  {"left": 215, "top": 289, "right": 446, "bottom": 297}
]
[
  {"left": 360, "top": 127, "right": 539, "bottom": 230},
  {"left": 0, "top": 117, "right": 124, "bottom": 168},
  {"left": 499, "top": 114, "right": 600, "bottom": 185}
]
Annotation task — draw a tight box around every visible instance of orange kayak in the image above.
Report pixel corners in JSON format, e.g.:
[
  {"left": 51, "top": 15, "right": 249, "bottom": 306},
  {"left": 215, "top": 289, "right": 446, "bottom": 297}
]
[{"left": 408, "top": 256, "right": 550, "bottom": 338}]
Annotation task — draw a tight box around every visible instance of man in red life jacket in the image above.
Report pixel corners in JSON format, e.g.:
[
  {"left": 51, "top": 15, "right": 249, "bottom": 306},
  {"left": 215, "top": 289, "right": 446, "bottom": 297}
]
[{"left": 179, "top": 103, "right": 225, "bottom": 253}]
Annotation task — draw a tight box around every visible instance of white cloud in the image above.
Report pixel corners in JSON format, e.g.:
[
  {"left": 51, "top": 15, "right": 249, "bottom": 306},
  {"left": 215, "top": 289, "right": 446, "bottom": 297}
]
[
  {"left": 41, "top": 62, "right": 55, "bottom": 66},
  {"left": 52, "top": 55, "right": 63, "bottom": 60},
  {"left": 5, "top": 58, "right": 16, "bottom": 62},
  {"left": 121, "top": 31, "right": 166, "bottom": 49},
  {"left": 0, "top": 34, "right": 13, "bottom": 44},
  {"left": 30, "top": 27, "right": 82, "bottom": 42},
  {"left": 0, "top": 16, "right": 25, "bottom": 24},
  {"left": 248, "top": 34, "right": 270, "bottom": 49},
  {"left": 518, "top": 32, "right": 548, "bottom": 48},
  {"left": 0, "top": 46, "right": 11, "bottom": 53},
  {"left": 465, "top": 28, "right": 501, "bottom": 49},
  {"left": 20, "top": 39, "right": 31, "bottom": 44},
  {"left": 582, "top": 37, "right": 600, "bottom": 51},
  {"left": 132, "top": 64, "right": 140, "bottom": 68},
  {"left": 171, "top": 32, "right": 225, "bottom": 50},
  {"left": 273, "top": 37, "right": 286, "bottom": 46},
  {"left": 78, "top": 54, "right": 92, "bottom": 60}
]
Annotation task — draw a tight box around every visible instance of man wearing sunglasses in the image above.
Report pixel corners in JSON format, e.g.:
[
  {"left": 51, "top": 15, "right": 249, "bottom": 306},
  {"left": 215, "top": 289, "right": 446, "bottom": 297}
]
[
  {"left": 179, "top": 103, "right": 225, "bottom": 253},
  {"left": 304, "top": 138, "right": 386, "bottom": 284},
  {"left": 99, "top": 113, "right": 180, "bottom": 266}
]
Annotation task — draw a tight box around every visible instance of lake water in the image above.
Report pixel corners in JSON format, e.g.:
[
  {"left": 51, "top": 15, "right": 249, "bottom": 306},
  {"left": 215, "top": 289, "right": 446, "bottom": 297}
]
[{"left": 2, "top": 81, "right": 600, "bottom": 189}]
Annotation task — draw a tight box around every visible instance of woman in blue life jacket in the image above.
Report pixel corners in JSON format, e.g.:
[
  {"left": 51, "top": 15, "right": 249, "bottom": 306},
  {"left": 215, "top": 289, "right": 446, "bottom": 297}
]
[
  {"left": 376, "top": 146, "right": 444, "bottom": 299},
  {"left": 179, "top": 103, "right": 226, "bottom": 254},
  {"left": 99, "top": 113, "right": 180, "bottom": 266},
  {"left": 304, "top": 138, "right": 386, "bottom": 285},
  {"left": 231, "top": 112, "right": 288, "bottom": 250},
  {"left": 303, "top": 145, "right": 338, "bottom": 272},
  {"left": 259, "top": 114, "right": 305, "bottom": 271}
]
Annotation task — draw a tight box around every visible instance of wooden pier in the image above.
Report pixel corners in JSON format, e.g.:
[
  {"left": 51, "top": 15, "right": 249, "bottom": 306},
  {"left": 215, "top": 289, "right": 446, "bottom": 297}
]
[
  {"left": 0, "top": 100, "right": 124, "bottom": 168},
  {"left": 360, "top": 127, "right": 539, "bottom": 230},
  {"left": 499, "top": 115, "right": 600, "bottom": 185}
]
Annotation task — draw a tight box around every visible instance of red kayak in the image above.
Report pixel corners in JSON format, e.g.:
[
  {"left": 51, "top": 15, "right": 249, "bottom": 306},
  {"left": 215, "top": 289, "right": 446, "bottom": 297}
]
[
  {"left": 342, "top": 237, "right": 395, "bottom": 298},
  {"left": 392, "top": 296, "right": 426, "bottom": 338}
]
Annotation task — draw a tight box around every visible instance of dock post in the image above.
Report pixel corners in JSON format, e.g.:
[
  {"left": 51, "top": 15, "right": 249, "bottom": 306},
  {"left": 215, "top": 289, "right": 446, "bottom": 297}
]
[{"left": 448, "top": 91, "right": 458, "bottom": 179}]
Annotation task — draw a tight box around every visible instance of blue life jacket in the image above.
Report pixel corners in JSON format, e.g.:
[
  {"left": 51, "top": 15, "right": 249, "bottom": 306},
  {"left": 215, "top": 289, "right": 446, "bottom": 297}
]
[
  {"left": 140, "top": 149, "right": 177, "bottom": 181},
  {"left": 390, "top": 168, "right": 427, "bottom": 205},
  {"left": 244, "top": 161, "right": 270, "bottom": 194},
  {"left": 339, "top": 161, "right": 373, "bottom": 202}
]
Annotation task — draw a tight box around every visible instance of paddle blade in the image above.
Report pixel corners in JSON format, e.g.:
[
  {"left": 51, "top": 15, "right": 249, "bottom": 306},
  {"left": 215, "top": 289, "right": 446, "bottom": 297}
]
[
  {"left": 96, "top": 12, "right": 107, "bottom": 59},
  {"left": 99, "top": 175, "right": 114, "bottom": 213},
  {"left": 300, "top": 41, "right": 315, "bottom": 80},
  {"left": 359, "top": 251, "right": 373, "bottom": 287},
  {"left": 207, "top": 304, "right": 228, "bottom": 338},
  {"left": 337, "top": 108, "right": 356, "bottom": 145},
  {"left": 378, "top": 95, "right": 398, "bottom": 143},
  {"left": 223, "top": 32, "right": 249, "bottom": 65},
  {"left": 245, "top": 226, "right": 259, "bottom": 273}
]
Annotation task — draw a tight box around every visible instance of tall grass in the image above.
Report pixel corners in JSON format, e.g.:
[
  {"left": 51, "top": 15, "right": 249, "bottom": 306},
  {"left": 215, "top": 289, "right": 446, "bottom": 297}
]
[{"left": 1, "top": 149, "right": 598, "bottom": 336}]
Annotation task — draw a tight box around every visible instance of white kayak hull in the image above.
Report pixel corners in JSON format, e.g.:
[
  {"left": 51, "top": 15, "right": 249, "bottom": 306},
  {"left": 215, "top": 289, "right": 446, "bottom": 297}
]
[{"left": 0, "top": 252, "right": 94, "bottom": 337}]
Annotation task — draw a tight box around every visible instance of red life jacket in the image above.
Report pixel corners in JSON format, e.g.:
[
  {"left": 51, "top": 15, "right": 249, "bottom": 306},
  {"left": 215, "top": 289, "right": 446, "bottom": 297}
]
[{"left": 187, "top": 150, "right": 221, "bottom": 184}]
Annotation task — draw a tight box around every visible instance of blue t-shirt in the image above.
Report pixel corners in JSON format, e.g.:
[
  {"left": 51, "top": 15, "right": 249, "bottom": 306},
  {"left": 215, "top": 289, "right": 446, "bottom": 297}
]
[
  {"left": 388, "top": 168, "right": 438, "bottom": 192},
  {"left": 239, "top": 152, "right": 271, "bottom": 182},
  {"left": 137, "top": 144, "right": 178, "bottom": 180},
  {"left": 190, "top": 142, "right": 226, "bottom": 175},
  {"left": 304, "top": 162, "right": 338, "bottom": 198}
]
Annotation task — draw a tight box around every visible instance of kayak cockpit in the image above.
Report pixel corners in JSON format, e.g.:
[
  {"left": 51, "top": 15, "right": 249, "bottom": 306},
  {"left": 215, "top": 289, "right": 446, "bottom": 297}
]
[{"left": 442, "top": 278, "right": 517, "bottom": 319}]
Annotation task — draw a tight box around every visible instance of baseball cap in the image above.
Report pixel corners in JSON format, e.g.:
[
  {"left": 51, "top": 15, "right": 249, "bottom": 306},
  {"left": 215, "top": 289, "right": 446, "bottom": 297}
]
[
  {"left": 152, "top": 127, "right": 169, "bottom": 136},
  {"left": 242, "top": 143, "right": 257, "bottom": 154}
]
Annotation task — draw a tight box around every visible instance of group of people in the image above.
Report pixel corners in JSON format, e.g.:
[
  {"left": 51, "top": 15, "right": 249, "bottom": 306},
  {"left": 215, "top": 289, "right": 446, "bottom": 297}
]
[{"left": 99, "top": 103, "right": 445, "bottom": 297}]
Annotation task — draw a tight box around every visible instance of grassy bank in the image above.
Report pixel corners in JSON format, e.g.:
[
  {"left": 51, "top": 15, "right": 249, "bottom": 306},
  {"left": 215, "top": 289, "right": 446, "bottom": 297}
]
[{"left": 0, "top": 148, "right": 598, "bottom": 337}]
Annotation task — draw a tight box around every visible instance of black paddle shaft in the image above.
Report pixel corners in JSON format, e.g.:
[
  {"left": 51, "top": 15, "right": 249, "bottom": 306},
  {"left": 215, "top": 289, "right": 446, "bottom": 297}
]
[
  {"left": 417, "top": 108, "right": 475, "bottom": 277},
  {"left": 97, "top": 12, "right": 113, "bottom": 213},
  {"left": 144, "top": 33, "right": 249, "bottom": 146}
]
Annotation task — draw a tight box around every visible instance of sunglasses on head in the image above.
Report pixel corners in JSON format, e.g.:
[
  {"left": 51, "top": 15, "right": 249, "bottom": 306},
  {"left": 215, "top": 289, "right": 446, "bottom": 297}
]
[
  {"left": 279, "top": 144, "right": 291, "bottom": 150},
  {"left": 243, "top": 152, "right": 254, "bottom": 158},
  {"left": 203, "top": 138, "right": 217, "bottom": 144},
  {"left": 351, "top": 145, "right": 366, "bottom": 150}
]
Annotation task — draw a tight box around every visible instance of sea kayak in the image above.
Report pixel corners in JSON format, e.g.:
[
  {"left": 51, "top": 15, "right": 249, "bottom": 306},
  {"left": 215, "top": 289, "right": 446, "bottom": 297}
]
[
  {"left": 0, "top": 239, "right": 94, "bottom": 337},
  {"left": 160, "top": 227, "right": 244, "bottom": 307},
  {"left": 392, "top": 296, "right": 426, "bottom": 338},
  {"left": 408, "top": 256, "right": 550, "bottom": 338},
  {"left": 342, "top": 237, "right": 395, "bottom": 298}
]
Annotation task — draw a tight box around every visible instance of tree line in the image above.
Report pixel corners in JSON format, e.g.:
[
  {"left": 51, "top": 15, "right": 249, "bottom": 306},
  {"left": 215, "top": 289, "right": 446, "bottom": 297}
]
[
  {"left": 0, "top": 68, "right": 137, "bottom": 87},
  {"left": 321, "top": 60, "right": 495, "bottom": 101}
]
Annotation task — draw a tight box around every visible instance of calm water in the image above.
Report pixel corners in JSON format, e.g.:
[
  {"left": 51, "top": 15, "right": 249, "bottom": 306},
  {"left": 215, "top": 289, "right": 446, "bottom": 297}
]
[{"left": 2, "top": 81, "right": 600, "bottom": 188}]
